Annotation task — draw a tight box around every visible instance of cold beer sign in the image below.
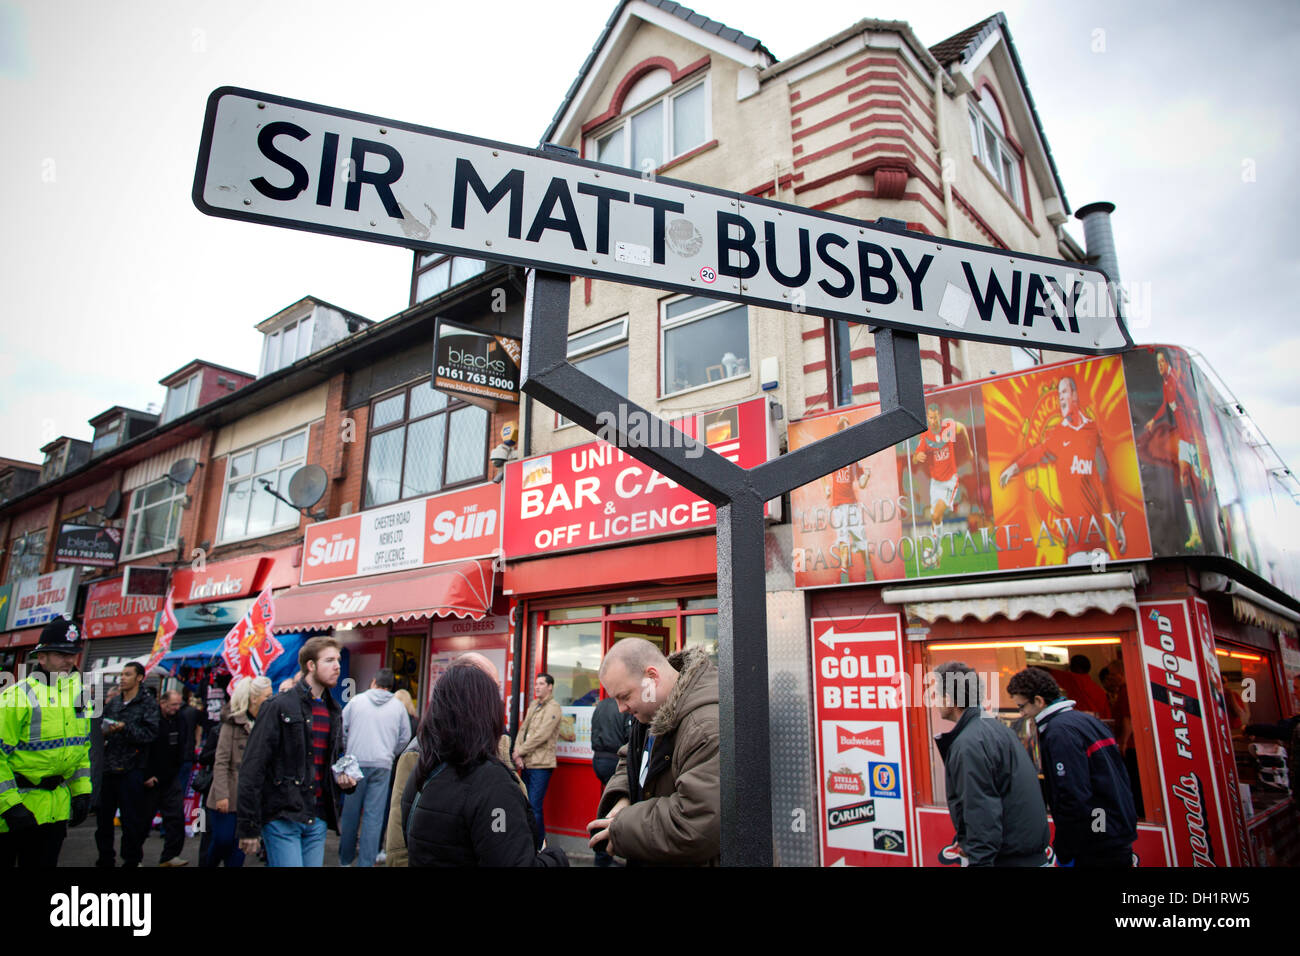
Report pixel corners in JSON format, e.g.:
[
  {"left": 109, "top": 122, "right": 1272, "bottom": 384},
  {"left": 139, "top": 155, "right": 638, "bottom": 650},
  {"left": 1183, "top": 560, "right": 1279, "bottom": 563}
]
[{"left": 193, "top": 88, "right": 1129, "bottom": 354}]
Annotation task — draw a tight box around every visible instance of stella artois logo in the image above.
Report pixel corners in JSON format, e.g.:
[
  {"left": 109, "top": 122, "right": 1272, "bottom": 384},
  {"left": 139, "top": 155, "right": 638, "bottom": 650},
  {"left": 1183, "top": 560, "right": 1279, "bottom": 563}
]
[{"left": 826, "top": 767, "right": 866, "bottom": 795}]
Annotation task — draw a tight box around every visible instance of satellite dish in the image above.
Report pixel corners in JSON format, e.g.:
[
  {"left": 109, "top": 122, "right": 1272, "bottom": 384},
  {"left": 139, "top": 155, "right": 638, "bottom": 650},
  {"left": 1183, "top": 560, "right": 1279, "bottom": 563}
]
[
  {"left": 288, "top": 465, "right": 328, "bottom": 510},
  {"left": 101, "top": 489, "right": 124, "bottom": 520},
  {"left": 167, "top": 458, "right": 198, "bottom": 486}
]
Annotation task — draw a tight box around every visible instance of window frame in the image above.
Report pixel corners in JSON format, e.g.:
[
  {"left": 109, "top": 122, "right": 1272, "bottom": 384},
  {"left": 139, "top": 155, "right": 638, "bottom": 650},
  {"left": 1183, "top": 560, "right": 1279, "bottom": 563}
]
[
  {"left": 92, "top": 417, "right": 123, "bottom": 455},
  {"left": 659, "top": 294, "right": 752, "bottom": 398},
  {"left": 6, "top": 529, "right": 47, "bottom": 582},
  {"left": 121, "top": 476, "right": 188, "bottom": 559},
  {"left": 557, "top": 317, "right": 630, "bottom": 429},
  {"left": 261, "top": 313, "right": 316, "bottom": 375},
  {"left": 161, "top": 374, "right": 201, "bottom": 424},
  {"left": 587, "top": 75, "right": 711, "bottom": 173},
  {"left": 215, "top": 428, "right": 311, "bottom": 545},
  {"left": 409, "top": 252, "right": 487, "bottom": 307},
  {"left": 968, "top": 102, "right": 1024, "bottom": 208},
  {"left": 361, "top": 378, "right": 489, "bottom": 508}
]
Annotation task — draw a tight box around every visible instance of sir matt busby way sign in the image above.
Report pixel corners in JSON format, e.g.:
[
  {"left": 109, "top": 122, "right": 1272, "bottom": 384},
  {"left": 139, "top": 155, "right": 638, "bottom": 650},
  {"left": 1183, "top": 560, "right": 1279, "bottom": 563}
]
[{"left": 192, "top": 88, "right": 1129, "bottom": 355}]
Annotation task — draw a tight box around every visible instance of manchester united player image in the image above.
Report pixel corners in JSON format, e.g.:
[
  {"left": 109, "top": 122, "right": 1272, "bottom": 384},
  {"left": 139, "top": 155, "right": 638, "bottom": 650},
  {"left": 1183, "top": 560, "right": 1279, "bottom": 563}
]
[
  {"left": 999, "top": 376, "right": 1127, "bottom": 563},
  {"left": 910, "top": 403, "right": 975, "bottom": 570},
  {"left": 1143, "top": 349, "right": 1206, "bottom": 549},
  {"left": 821, "top": 416, "right": 871, "bottom": 582}
]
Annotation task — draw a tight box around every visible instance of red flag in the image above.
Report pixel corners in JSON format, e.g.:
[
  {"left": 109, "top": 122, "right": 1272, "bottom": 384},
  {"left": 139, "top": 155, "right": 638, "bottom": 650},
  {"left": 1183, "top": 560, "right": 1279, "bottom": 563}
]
[
  {"left": 222, "top": 587, "right": 283, "bottom": 681},
  {"left": 144, "top": 589, "right": 179, "bottom": 673}
]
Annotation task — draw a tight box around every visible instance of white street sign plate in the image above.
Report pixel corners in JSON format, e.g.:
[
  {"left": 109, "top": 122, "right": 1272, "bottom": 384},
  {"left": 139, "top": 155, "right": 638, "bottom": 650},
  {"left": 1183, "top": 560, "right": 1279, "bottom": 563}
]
[{"left": 193, "top": 87, "right": 1130, "bottom": 354}]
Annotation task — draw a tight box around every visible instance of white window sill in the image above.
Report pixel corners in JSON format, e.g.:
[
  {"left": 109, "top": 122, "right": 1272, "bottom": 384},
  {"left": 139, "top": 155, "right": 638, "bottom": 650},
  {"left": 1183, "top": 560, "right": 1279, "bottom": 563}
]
[
  {"left": 121, "top": 544, "right": 178, "bottom": 562},
  {"left": 662, "top": 370, "right": 753, "bottom": 400},
  {"left": 216, "top": 522, "right": 302, "bottom": 548}
]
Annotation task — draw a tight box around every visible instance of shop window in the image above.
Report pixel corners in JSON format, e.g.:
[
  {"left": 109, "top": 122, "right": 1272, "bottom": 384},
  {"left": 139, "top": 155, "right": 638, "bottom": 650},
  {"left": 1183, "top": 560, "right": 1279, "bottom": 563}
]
[
  {"left": 6, "top": 529, "right": 46, "bottom": 582},
  {"left": 122, "top": 477, "right": 187, "bottom": 558},
  {"left": 219, "top": 430, "right": 309, "bottom": 543},
  {"left": 364, "top": 379, "right": 488, "bottom": 508},
  {"left": 544, "top": 620, "right": 605, "bottom": 707},
  {"left": 559, "top": 317, "right": 628, "bottom": 428},
  {"left": 411, "top": 252, "right": 486, "bottom": 306},
  {"left": 1216, "top": 640, "right": 1290, "bottom": 815},
  {"left": 262, "top": 314, "right": 315, "bottom": 375},
  {"left": 661, "top": 295, "right": 750, "bottom": 396},
  {"left": 922, "top": 636, "right": 1146, "bottom": 817},
  {"left": 162, "top": 374, "right": 201, "bottom": 424},
  {"left": 591, "top": 76, "right": 709, "bottom": 173},
  {"left": 969, "top": 98, "right": 1023, "bottom": 207}
]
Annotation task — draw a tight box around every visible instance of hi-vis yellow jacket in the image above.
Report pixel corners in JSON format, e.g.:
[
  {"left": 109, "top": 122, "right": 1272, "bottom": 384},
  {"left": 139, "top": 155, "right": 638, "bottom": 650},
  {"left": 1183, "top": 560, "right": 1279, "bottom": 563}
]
[{"left": 0, "top": 670, "right": 92, "bottom": 830}]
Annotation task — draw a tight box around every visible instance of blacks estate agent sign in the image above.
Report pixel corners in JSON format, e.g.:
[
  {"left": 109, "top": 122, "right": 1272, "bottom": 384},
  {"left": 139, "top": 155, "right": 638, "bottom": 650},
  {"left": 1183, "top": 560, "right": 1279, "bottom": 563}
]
[
  {"left": 193, "top": 87, "right": 1128, "bottom": 355},
  {"left": 54, "top": 524, "right": 123, "bottom": 568},
  {"left": 433, "top": 317, "right": 521, "bottom": 408}
]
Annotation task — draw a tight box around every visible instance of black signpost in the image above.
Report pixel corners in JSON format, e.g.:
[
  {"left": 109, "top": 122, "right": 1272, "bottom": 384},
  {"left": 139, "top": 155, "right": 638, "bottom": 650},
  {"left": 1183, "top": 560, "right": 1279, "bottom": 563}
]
[{"left": 192, "top": 87, "right": 1129, "bottom": 865}]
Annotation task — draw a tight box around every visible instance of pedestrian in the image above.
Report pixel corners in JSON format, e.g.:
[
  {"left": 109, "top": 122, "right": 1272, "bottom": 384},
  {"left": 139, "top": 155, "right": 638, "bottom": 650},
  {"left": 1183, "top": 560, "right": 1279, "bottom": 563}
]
[
  {"left": 338, "top": 668, "right": 411, "bottom": 867},
  {"left": 587, "top": 640, "right": 720, "bottom": 866},
  {"left": 400, "top": 663, "right": 568, "bottom": 867},
  {"left": 143, "top": 690, "right": 191, "bottom": 866},
  {"left": 0, "top": 617, "right": 92, "bottom": 867},
  {"left": 512, "top": 673, "right": 563, "bottom": 849},
  {"left": 1008, "top": 666, "right": 1138, "bottom": 867},
  {"left": 95, "top": 661, "right": 160, "bottom": 868},
  {"left": 203, "top": 675, "right": 272, "bottom": 867},
  {"left": 392, "top": 688, "right": 418, "bottom": 739},
  {"left": 931, "top": 661, "right": 1050, "bottom": 867},
  {"left": 589, "top": 692, "right": 632, "bottom": 867},
  {"left": 237, "top": 637, "right": 357, "bottom": 867}
]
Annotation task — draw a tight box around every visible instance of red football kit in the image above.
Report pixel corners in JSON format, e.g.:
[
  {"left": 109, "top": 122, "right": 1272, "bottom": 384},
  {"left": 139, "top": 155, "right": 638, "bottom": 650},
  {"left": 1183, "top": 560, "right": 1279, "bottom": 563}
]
[
  {"left": 921, "top": 425, "right": 958, "bottom": 482},
  {"left": 829, "top": 462, "right": 865, "bottom": 506},
  {"left": 1013, "top": 415, "right": 1104, "bottom": 519}
]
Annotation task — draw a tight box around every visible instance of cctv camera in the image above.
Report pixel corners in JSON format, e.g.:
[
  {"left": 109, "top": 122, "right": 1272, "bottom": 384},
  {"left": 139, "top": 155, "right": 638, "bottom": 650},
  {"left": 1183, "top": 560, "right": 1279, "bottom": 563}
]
[{"left": 489, "top": 442, "right": 515, "bottom": 468}]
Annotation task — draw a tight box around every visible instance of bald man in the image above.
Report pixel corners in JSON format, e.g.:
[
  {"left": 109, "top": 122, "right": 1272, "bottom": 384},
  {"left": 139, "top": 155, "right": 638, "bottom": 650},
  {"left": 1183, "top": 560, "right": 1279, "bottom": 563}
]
[
  {"left": 587, "top": 639, "right": 720, "bottom": 865},
  {"left": 382, "top": 653, "right": 518, "bottom": 866}
]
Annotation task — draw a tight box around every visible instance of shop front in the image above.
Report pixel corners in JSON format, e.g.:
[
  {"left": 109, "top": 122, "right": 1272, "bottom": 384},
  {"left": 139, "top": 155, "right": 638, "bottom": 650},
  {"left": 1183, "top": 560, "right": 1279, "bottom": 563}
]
[
  {"left": 788, "top": 346, "right": 1300, "bottom": 866},
  {"left": 502, "top": 397, "right": 776, "bottom": 836},
  {"left": 1, "top": 568, "right": 80, "bottom": 676}
]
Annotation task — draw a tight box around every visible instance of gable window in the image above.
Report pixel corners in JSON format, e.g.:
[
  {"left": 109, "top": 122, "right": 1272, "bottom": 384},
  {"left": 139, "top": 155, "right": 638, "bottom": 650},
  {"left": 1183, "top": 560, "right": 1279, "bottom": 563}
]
[
  {"left": 591, "top": 76, "right": 709, "bottom": 173},
  {"left": 92, "top": 418, "right": 123, "bottom": 455},
  {"left": 660, "top": 295, "right": 750, "bottom": 396},
  {"left": 162, "top": 375, "right": 201, "bottom": 424},
  {"left": 263, "top": 314, "right": 316, "bottom": 375},
  {"left": 219, "top": 430, "right": 309, "bottom": 542},
  {"left": 40, "top": 445, "right": 68, "bottom": 483},
  {"left": 411, "top": 252, "right": 487, "bottom": 306},
  {"left": 6, "top": 529, "right": 46, "bottom": 582},
  {"left": 969, "top": 96, "right": 1023, "bottom": 207},
  {"left": 123, "top": 477, "right": 187, "bottom": 558},
  {"left": 364, "top": 380, "right": 488, "bottom": 507},
  {"left": 559, "top": 317, "right": 629, "bottom": 427}
]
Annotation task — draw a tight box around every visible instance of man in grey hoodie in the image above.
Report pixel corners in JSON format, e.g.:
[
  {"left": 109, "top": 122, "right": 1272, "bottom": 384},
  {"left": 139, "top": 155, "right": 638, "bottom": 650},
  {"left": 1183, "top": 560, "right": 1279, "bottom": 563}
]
[{"left": 338, "top": 669, "right": 411, "bottom": 866}]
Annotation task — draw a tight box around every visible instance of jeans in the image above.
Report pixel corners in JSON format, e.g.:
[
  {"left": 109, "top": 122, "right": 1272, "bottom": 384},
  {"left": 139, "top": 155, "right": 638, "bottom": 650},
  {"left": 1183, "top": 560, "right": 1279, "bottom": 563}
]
[
  {"left": 521, "top": 768, "right": 553, "bottom": 850},
  {"left": 261, "top": 817, "right": 327, "bottom": 867},
  {"left": 338, "top": 765, "right": 390, "bottom": 867},
  {"left": 95, "top": 768, "right": 148, "bottom": 867},
  {"left": 592, "top": 754, "right": 619, "bottom": 866},
  {"left": 201, "top": 809, "right": 245, "bottom": 868}
]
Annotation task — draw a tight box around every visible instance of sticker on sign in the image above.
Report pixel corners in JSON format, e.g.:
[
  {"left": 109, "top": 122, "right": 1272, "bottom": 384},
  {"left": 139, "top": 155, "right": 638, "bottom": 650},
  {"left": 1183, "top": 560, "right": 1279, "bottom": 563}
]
[{"left": 193, "top": 87, "right": 1130, "bottom": 355}]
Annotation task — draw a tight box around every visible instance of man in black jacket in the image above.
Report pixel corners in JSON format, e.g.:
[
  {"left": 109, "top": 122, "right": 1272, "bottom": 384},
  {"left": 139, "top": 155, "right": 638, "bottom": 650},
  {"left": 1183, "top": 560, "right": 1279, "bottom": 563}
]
[
  {"left": 932, "top": 661, "right": 1050, "bottom": 867},
  {"left": 1008, "top": 667, "right": 1137, "bottom": 867},
  {"left": 237, "top": 637, "right": 356, "bottom": 867},
  {"left": 95, "top": 662, "right": 160, "bottom": 868},
  {"left": 589, "top": 694, "right": 632, "bottom": 867},
  {"left": 143, "top": 690, "right": 189, "bottom": 866}
]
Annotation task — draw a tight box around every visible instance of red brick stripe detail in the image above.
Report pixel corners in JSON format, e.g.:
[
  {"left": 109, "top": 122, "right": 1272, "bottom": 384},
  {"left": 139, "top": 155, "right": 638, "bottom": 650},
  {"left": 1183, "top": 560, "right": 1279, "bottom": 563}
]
[
  {"left": 810, "top": 188, "right": 948, "bottom": 228},
  {"left": 792, "top": 102, "right": 874, "bottom": 141},
  {"left": 850, "top": 382, "right": 880, "bottom": 395},
  {"left": 848, "top": 347, "right": 876, "bottom": 360},
  {"left": 656, "top": 139, "right": 718, "bottom": 174},
  {"left": 802, "top": 328, "right": 826, "bottom": 341},
  {"left": 581, "top": 55, "right": 711, "bottom": 136},
  {"left": 804, "top": 360, "right": 828, "bottom": 373},
  {"left": 952, "top": 188, "right": 1008, "bottom": 249}
]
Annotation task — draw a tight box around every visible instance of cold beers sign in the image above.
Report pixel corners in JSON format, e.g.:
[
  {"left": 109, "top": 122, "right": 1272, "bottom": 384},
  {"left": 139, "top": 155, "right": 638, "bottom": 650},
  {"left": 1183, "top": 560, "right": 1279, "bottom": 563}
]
[{"left": 302, "top": 482, "right": 501, "bottom": 585}]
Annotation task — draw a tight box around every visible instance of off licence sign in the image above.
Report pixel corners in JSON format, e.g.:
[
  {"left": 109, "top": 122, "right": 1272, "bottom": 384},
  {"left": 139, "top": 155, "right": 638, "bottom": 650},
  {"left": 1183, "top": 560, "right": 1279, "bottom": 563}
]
[{"left": 193, "top": 87, "right": 1129, "bottom": 355}]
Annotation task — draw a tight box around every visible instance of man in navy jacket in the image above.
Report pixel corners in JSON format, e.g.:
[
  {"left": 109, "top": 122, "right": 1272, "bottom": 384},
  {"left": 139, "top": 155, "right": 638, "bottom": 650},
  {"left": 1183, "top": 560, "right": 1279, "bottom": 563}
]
[{"left": 1008, "top": 667, "right": 1137, "bottom": 866}]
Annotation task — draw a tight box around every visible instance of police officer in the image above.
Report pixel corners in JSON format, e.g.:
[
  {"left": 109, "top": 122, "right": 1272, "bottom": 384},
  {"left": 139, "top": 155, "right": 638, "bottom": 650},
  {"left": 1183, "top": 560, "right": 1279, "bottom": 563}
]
[{"left": 0, "top": 616, "right": 92, "bottom": 867}]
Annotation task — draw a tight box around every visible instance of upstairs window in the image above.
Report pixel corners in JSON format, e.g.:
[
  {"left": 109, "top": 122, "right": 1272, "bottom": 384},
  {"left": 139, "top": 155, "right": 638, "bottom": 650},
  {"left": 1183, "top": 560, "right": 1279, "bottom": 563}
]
[
  {"left": 364, "top": 380, "right": 488, "bottom": 507},
  {"left": 263, "top": 314, "right": 315, "bottom": 375},
  {"left": 591, "top": 76, "right": 709, "bottom": 173},
  {"left": 123, "top": 477, "right": 187, "bottom": 558},
  {"left": 411, "top": 252, "right": 486, "bottom": 306},
  {"left": 559, "top": 317, "right": 629, "bottom": 427},
  {"left": 6, "top": 529, "right": 46, "bottom": 582},
  {"left": 219, "top": 430, "right": 309, "bottom": 542},
  {"left": 162, "top": 375, "right": 201, "bottom": 424},
  {"left": 92, "top": 418, "right": 123, "bottom": 455},
  {"left": 660, "top": 295, "right": 750, "bottom": 396},
  {"left": 969, "top": 96, "right": 1023, "bottom": 207},
  {"left": 40, "top": 445, "right": 68, "bottom": 483}
]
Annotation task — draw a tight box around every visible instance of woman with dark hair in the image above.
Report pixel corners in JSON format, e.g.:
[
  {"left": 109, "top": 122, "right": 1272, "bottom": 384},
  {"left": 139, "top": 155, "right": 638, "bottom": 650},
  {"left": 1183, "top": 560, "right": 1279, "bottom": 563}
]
[{"left": 400, "top": 663, "right": 568, "bottom": 867}]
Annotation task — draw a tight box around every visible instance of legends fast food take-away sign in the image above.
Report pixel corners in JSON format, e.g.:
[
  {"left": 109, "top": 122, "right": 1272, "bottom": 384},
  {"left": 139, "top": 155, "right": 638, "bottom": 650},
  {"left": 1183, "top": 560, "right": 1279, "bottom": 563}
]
[{"left": 193, "top": 87, "right": 1129, "bottom": 355}]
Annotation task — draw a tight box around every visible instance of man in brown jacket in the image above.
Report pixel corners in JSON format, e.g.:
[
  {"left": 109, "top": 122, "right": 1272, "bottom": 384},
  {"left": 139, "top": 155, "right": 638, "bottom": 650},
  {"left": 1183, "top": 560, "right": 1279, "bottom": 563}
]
[
  {"left": 588, "top": 641, "right": 720, "bottom": 865},
  {"left": 513, "top": 673, "right": 563, "bottom": 849}
]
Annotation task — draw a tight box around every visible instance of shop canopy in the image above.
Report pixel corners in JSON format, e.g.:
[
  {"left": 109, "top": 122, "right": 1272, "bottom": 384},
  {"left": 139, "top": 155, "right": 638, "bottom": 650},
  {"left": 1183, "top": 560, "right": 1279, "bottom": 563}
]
[
  {"left": 157, "top": 632, "right": 306, "bottom": 686},
  {"left": 269, "top": 558, "right": 496, "bottom": 633}
]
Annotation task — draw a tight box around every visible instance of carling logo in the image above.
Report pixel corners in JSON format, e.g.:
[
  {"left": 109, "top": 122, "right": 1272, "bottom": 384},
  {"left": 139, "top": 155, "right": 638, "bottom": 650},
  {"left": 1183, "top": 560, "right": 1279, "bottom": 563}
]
[{"left": 50, "top": 886, "right": 151, "bottom": 936}]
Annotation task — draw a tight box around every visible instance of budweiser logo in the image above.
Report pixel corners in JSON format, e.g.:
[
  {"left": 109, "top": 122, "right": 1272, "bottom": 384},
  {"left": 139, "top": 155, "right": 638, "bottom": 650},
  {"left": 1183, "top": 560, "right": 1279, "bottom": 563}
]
[{"left": 836, "top": 725, "right": 885, "bottom": 755}]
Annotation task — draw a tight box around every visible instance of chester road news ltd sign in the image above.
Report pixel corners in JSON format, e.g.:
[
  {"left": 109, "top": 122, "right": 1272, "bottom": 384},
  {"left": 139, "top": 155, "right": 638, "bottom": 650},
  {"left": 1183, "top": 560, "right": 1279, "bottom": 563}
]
[{"left": 193, "top": 88, "right": 1129, "bottom": 355}]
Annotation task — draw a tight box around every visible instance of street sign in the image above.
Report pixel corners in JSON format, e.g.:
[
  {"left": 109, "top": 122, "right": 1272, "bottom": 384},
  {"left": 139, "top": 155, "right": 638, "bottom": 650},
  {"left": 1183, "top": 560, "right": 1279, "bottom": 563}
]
[{"left": 193, "top": 87, "right": 1129, "bottom": 354}]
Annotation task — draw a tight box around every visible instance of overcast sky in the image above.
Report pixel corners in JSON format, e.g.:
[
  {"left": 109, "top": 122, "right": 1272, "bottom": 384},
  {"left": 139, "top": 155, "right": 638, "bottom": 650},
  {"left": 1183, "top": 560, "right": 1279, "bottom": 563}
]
[{"left": 2, "top": 0, "right": 1297, "bottom": 472}]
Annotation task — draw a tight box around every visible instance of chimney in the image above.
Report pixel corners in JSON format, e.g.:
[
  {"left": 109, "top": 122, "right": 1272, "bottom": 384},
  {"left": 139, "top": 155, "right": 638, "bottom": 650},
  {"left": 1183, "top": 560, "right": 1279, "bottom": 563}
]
[{"left": 1074, "top": 201, "right": 1120, "bottom": 285}]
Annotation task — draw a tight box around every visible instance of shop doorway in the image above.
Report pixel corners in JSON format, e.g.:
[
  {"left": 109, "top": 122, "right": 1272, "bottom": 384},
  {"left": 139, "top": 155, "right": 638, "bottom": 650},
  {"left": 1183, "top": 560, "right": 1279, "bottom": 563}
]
[
  {"left": 609, "top": 620, "right": 673, "bottom": 655},
  {"left": 388, "top": 634, "right": 423, "bottom": 710}
]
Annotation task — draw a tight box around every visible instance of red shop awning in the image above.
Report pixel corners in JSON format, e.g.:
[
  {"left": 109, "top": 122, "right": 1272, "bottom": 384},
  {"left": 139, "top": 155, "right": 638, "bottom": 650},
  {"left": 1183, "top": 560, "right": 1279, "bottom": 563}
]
[
  {"left": 6, "top": 628, "right": 43, "bottom": 648},
  {"left": 270, "top": 559, "right": 496, "bottom": 633}
]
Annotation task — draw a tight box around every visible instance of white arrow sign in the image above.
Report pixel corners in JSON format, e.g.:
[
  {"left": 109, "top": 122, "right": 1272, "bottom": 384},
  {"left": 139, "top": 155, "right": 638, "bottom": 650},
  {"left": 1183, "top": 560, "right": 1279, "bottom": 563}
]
[
  {"left": 193, "top": 87, "right": 1130, "bottom": 355},
  {"left": 817, "top": 630, "right": 898, "bottom": 650}
]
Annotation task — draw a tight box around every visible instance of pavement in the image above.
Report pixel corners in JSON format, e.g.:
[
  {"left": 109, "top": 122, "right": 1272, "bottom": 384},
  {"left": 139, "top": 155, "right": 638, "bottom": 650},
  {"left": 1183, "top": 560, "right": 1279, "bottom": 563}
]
[{"left": 57, "top": 818, "right": 595, "bottom": 867}]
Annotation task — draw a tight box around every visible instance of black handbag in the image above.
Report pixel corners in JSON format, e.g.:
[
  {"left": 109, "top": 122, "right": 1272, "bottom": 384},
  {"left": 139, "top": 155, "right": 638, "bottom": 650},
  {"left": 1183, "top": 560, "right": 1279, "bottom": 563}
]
[{"left": 191, "top": 765, "right": 214, "bottom": 795}]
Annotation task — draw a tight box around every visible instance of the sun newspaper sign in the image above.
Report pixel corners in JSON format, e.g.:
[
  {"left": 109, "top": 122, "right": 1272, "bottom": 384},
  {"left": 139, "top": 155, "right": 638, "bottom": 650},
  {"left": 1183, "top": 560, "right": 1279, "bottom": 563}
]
[{"left": 193, "top": 87, "right": 1129, "bottom": 355}]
